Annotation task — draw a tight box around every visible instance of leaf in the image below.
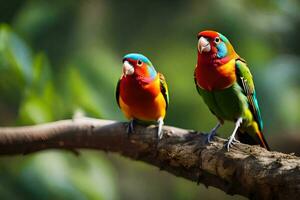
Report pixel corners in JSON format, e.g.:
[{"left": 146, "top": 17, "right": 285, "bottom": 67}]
[
  {"left": 0, "top": 24, "right": 34, "bottom": 123},
  {"left": 61, "top": 66, "right": 103, "bottom": 118},
  {"left": 18, "top": 53, "right": 63, "bottom": 124}
]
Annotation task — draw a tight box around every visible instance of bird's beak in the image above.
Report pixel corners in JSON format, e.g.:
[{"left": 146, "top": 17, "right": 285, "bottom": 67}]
[
  {"left": 123, "top": 60, "right": 134, "bottom": 76},
  {"left": 198, "top": 36, "right": 211, "bottom": 53}
]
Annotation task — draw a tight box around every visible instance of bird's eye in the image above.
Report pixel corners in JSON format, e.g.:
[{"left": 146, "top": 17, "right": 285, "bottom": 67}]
[
  {"left": 137, "top": 60, "right": 143, "bottom": 66},
  {"left": 214, "top": 37, "right": 221, "bottom": 44}
]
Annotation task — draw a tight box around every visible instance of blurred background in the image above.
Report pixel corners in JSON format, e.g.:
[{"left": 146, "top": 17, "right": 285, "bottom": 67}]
[{"left": 0, "top": 0, "right": 299, "bottom": 199}]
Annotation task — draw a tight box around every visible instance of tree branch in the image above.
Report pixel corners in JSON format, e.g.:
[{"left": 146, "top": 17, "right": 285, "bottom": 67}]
[{"left": 0, "top": 118, "right": 299, "bottom": 199}]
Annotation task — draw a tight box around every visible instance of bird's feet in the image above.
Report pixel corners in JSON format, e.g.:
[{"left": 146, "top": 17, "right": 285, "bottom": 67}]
[
  {"left": 206, "top": 130, "right": 216, "bottom": 143},
  {"left": 205, "top": 122, "right": 221, "bottom": 143},
  {"left": 126, "top": 120, "right": 135, "bottom": 137},
  {"left": 224, "top": 117, "right": 242, "bottom": 151},
  {"left": 157, "top": 118, "right": 164, "bottom": 140},
  {"left": 224, "top": 135, "right": 240, "bottom": 151}
]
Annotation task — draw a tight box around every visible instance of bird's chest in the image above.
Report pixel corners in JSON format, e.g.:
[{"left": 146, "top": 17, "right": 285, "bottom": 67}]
[
  {"left": 120, "top": 76, "right": 160, "bottom": 106},
  {"left": 197, "top": 83, "right": 248, "bottom": 121},
  {"left": 195, "top": 59, "right": 236, "bottom": 91}
]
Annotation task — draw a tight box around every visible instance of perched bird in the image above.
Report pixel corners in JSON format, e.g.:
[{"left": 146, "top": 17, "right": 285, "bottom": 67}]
[
  {"left": 116, "top": 53, "right": 169, "bottom": 139},
  {"left": 194, "top": 30, "right": 270, "bottom": 151}
]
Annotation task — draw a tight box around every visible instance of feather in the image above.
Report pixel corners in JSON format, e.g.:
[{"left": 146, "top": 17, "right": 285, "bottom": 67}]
[
  {"left": 235, "top": 59, "right": 263, "bottom": 130},
  {"left": 116, "top": 78, "right": 121, "bottom": 108},
  {"left": 159, "top": 73, "right": 169, "bottom": 110}
]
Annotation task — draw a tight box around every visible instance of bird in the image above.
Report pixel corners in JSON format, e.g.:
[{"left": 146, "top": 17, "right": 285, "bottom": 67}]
[
  {"left": 194, "top": 30, "right": 270, "bottom": 151},
  {"left": 116, "top": 53, "right": 169, "bottom": 139}
]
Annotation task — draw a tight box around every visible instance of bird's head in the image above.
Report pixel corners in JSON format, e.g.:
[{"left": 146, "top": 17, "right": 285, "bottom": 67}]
[
  {"left": 197, "top": 30, "right": 237, "bottom": 63},
  {"left": 122, "top": 53, "right": 157, "bottom": 80}
]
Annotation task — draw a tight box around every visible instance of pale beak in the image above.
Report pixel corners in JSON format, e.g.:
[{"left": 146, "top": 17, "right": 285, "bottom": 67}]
[
  {"left": 123, "top": 60, "right": 134, "bottom": 76},
  {"left": 198, "top": 36, "right": 211, "bottom": 53}
]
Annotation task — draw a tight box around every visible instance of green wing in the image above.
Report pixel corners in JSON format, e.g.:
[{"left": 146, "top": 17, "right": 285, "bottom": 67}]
[
  {"left": 235, "top": 59, "right": 263, "bottom": 130},
  {"left": 159, "top": 73, "right": 169, "bottom": 110},
  {"left": 116, "top": 78, "right": 121, "bottom": 108}
]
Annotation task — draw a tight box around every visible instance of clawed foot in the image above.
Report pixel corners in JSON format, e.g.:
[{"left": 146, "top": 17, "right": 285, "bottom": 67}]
[
  {"left": 224, "top": 117, "right": 242, "bottom": 151},
  {"left": 157, "top": 118, "right": 164, "bottom": 140},
  {"left": 224, "top": 135, "right": 240, "bottom": 151},
  {"left": 205, "top": 122, "right": 221, "bottom": 144},
  {"left": 126, "top": 120, "right": 135, "bottom": 137},
  {"left": 206, "top": 130, "right": 217, "bottom": 143},
  {"left": 127, "top": 119, "right": 164, "bottom": 140}
]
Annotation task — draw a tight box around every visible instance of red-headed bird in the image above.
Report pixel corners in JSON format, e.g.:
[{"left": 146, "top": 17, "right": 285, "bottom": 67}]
[
  {"left": 116, "top": 53, "right": 169, "bottom": 139},
  {"left": 194, "top": 30, "right": 270, "bottom": 151}
]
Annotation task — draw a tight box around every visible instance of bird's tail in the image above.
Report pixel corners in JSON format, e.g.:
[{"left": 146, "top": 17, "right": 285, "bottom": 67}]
[{"left": 237, "top": 129, "right": 270, "bottom": 150}]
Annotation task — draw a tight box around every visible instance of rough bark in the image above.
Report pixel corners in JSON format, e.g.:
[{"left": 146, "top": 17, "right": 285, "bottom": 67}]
[{"left": 0, "top": 117, "right": 299, "bottom": 199}]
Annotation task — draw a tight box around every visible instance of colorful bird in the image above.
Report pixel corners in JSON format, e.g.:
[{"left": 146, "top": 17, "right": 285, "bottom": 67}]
[
  {"left": 116, "top": 53, "right": 169, "bottom": 139},
  {"left": 194, "top": 30, "right": 270, "bottom": 151}
]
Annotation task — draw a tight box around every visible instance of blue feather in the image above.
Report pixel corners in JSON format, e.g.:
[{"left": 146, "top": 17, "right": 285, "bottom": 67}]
[
  {"left": 216, "top": 42, "right": 228, "bottom": 58},
  {"left": 147, "top": 66, "right": 157, "bottom": 79},
  {"left": 123, "top": 53, "right": 153, "bottom": 66},
  {"left": 252, "top": 91, "right": 264, "bottom": 129}
]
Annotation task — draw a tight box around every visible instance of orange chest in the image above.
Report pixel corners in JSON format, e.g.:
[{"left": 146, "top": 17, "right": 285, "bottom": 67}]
[
  {"left": 119, "top": 75, "right": 160, "bottom": 106},
  {"left": 195, "top": 59, "right": 236, "bottom": 91}
]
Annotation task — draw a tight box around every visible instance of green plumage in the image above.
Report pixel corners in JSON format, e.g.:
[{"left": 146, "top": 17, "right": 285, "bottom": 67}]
[
  {"left": 195, "top": 30, "right": 269, "bottom": 150},
  {"left": 196, "top": 82, "right": 248, "bottom": 122},
  {"left": 235, "top": 60, "right": 263, "bottom": 130},
  {"left": 195, "top": 59, "right": 269, "bottom": 149},
  {"left": 159, "top": 73, "right": 169, "bottom": 110}
]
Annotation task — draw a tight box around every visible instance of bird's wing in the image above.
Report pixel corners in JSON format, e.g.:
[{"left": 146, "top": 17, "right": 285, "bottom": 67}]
[
  {"left": 116, "top": 78, "right": 121, "bottom": 108},
  {"left": 194, "top": 70, "right": 202, "bottom": 95},
  {"left": 159, "top": 73, "right": 169, "bottom": 110},
  {"left": 235, "top": 59, "right": 263, "bottom": 130}
]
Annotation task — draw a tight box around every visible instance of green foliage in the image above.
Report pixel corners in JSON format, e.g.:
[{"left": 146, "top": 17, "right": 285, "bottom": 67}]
[
  {"left": 19, "top": 53, "right": 59, "bottom": 124},
  {"left": 0, "top": 152, "right": 118, "bottom": 200},
  {"left": 62, "top": 65, "right": 103, "bottom": 117},
  {"left": 0, "top": 24, "right": 33, "bottom": 124}
]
